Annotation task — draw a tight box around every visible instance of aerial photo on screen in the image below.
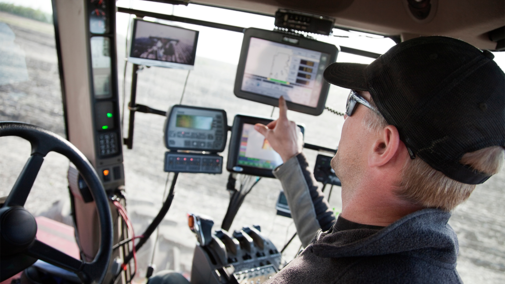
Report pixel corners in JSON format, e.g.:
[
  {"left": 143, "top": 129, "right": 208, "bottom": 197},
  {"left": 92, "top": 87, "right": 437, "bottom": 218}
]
[{"left": 129, "top": 19, "right": 198, "bottom": 68}]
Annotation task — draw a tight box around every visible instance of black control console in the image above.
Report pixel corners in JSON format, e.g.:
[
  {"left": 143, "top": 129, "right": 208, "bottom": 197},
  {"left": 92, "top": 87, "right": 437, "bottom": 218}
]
[
  {"left": 163, "top": 105, "right": 227, "bottom": 174},
  {"left": 190, "top": 224, "right": 281, "bottom": 284},
  {"left": 164, "top": 152, "right": 223, "bottom": 174},
  {"left": 164, "top": 105, "right": 227, "bottom": 152}
]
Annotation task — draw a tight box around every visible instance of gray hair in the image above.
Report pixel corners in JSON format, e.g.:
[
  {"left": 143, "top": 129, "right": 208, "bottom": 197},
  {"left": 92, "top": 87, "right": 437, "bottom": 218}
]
[{"left": 362, "top": 97, "right": 503, "bottom": 211}]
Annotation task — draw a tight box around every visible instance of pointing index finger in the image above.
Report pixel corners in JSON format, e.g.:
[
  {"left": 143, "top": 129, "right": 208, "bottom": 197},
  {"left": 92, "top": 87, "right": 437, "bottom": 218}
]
[{"left": 278, "top": 96, "right": 288, "bottom": 120}]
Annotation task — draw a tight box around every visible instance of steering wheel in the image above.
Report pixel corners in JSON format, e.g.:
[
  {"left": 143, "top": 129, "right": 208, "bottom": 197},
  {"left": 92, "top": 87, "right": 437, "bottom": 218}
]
[{"left": 0, "top": 122, "right": 112, "bottom": 283}]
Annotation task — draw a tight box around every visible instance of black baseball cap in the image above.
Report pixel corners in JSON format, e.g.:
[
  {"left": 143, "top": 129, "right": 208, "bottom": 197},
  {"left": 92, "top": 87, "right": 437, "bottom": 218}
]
[{"left": 324, "top": 36, "right": 505, "bottom": 184}]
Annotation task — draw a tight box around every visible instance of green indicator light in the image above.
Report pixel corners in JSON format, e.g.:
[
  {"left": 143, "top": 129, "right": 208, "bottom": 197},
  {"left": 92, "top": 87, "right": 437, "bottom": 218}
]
[
  {"left": 268, "top": 78, "right": 288, "bottom": 84},
  {"left": 102, "top": 125, "right": 109, "bottom": 130},
  {"left": 107, "top": 113, "right": 113, "bottom": 118}
]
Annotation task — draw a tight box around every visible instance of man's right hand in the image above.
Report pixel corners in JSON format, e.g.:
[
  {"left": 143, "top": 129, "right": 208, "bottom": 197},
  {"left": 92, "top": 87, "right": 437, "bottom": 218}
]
[{"left": 254, "top": 96, "right": 303, "bottom": 163}]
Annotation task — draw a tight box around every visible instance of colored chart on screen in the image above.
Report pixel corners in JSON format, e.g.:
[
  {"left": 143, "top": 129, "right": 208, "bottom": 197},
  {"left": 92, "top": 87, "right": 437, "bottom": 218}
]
[{"left": 237, "top": 123, "right": 283, "bottom": 169}]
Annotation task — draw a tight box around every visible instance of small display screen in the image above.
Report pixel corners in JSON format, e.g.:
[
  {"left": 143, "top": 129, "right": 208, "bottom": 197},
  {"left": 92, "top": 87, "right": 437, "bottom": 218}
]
[
  {"left": 237, "top": 123, "right": 283, "bottom": 170},
  {"left": 129, "top": 19, "right": 199, "bottom": 70},
  {"left": 176, "top": 115, "right": 213, "bottom": 130},
  {"left": 241, "top": 37, "right": 328, "bottom": 108},
  {"left": 90, "top": 37, "right": 112, "bottom": 99}
]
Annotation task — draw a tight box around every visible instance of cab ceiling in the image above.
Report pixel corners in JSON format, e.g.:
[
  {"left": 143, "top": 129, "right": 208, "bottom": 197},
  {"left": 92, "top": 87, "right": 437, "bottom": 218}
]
[{"left": 191, "top": 0, "right": 505, "bottom": 50}]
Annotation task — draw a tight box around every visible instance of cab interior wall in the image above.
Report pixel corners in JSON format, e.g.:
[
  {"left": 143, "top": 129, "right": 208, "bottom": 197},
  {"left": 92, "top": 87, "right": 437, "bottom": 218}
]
[{"left": 0, "top": 0, "right": 504, "bottom": 283}]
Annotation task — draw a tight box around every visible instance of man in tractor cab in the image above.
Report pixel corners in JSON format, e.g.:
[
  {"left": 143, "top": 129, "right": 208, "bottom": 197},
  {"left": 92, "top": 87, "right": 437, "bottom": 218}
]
[{"left": 254, "top": 36, "right": 505, "bottom": 283}]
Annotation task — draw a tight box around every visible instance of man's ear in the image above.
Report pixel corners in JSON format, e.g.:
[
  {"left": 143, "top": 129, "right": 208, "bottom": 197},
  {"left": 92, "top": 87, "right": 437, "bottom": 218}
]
[{"left": 368, "top": 125, "right": 402, "bottom": 167}]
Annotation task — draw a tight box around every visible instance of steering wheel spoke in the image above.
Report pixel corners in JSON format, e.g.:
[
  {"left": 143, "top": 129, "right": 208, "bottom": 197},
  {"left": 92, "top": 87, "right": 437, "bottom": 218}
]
[
  {"left": 5, "top": 154, "right": 44, "bottom": 207},
  {"left": 27, "top": 240, "right": 83, "bottom": 272},
  {"left": 27, "top": 239, "right": 111, "bottom": 283}
]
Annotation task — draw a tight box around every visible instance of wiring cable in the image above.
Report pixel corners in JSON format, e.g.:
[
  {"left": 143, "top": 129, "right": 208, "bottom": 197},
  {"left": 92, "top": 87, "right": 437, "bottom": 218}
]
[
  {"left": 325, "top": 105, "right": 345, "bottom": 116},
  {"left": 149, "top": 172, "right": 173, "bottom": 269},
  {"left": 113, "top": 199, "right": 139, "bottom": 282},
  {"left": 321, "top": 183, "right": 327, "bottom": 193},
  {"left": 221, "top": 174, "right": 261, "bottom": 230},
  {"left": 114, "top": 201, "right": 136, "bottom": 280},
  {"left": 327, "top": 184, "right": 335, "bottom": 202},
  {"left": 239, "top": 175, "right": 261, "bottom": 196},
  {"left": 179, "top": 70, "right": 191, "bottom": 104},
  {"left": 120, "top": 172, "right": 179, "bottom": 279},
  {"left": 112, "top": 235, "right": 144, "bottom": 250}
]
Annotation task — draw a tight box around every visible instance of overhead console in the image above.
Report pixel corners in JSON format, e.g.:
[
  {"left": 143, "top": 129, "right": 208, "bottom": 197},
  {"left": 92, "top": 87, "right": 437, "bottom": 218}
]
[
  {"left": 227, "top": 115, "right": 304, "bottom": 178},
  {"left": 234, "top": 28, "right": 338, "bottom": 115}
]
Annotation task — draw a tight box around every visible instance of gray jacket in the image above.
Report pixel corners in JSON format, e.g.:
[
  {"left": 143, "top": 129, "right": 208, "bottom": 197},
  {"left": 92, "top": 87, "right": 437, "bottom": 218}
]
[{"left": 266, "top": 153, "right": 462, "bottom": 283}]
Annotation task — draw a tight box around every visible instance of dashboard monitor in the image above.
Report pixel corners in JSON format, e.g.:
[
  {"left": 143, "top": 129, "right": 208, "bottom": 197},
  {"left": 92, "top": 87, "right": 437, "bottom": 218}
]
[
  {"left": 164, "top": 105, "right": 227, "bottom": 152},
  {"left": 234, "top": 28, "right": 338, "bottom": 116},
  {"left": 227, "top": 115, "right": 304, "bottom": 178},
  {"left": 129, "top": 19, "right": 199, "bottom": 70}
]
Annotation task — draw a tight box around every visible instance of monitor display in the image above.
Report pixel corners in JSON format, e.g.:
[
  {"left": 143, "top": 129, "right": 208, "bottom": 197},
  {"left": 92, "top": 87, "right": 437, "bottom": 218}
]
[
  {"left": 234, "top": 28, "right": 338, "bottom": 115},
  {"left": 237, "top": 123, "right": 283, "bottom": 170},
  {"left": 176, "top": 115, "right": 213, "bottom": 130},
  {"left": 227, "top": 115, "right": 304, "bottom": 178},
  {"left": 164, "top": 105, "right": 227, "bottom": 152},
  {"left": 128, "top": 19, "right": 199, "bottom": 69}
]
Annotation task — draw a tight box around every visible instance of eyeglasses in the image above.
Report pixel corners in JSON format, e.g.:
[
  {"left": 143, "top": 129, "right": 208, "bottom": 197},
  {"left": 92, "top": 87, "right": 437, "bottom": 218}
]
[
  {"left": 346, "top": 90, "right": 380, "bottom": 116},
  {"left": 344, "top": 90, "right": 417, "bottom": 159}
]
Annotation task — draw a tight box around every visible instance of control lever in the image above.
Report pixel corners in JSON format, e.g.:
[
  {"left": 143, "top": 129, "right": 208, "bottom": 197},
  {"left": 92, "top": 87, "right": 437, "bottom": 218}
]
[
  {"left": 242, "top": 226, "right": 264, "bottom": 250},
  {"left": 188, "top": 213, "right": 214, "bottom": 246},
  {"left": 189, "top": 213, "right": 229, "bottom": 266},
  {"left": 233, "top": 230, "right": 255, "bottom": 257},
  {"left": 215, "top": 229, "right": 240, "bottom": 256},
  {"left": 207, "top": 236, "right": 228, "bottom": 266}
]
